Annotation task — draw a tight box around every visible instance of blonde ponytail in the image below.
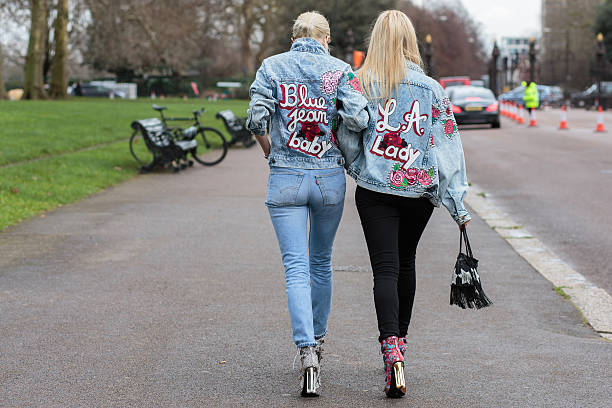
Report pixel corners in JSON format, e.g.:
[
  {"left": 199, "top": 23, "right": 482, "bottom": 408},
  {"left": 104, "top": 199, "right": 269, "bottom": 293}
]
[{"left": 292, "top": 11, "right": 330, "bottom": 41}]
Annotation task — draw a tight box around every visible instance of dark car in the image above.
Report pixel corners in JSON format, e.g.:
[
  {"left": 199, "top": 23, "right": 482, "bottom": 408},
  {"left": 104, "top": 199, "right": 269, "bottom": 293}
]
[
  {"left": 76, "top": 83, "right": 114, "bottom": 97},
  {"left": 538, "top": 85, "right": 564, "bottom": 107},
  {"left": 447, "top": 86, "right": 500, "bottom": 128},
  {"left": 571, "top": 82, "right": 612, "bottom": 110},
  {"left": 498, "top": 86, "right": 524, "bottom": 105}
]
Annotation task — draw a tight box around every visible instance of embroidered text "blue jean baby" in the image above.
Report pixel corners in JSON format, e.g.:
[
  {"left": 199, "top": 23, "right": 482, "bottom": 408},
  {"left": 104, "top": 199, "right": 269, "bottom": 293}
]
[{"left": 266, "top": 166, "right": 346, "bottom": 348}]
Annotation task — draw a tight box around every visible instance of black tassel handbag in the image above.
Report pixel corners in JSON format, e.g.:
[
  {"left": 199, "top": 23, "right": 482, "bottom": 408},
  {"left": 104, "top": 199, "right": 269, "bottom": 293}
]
[{"left": 450, "top": 225, "right": 493, "bottom": 309}]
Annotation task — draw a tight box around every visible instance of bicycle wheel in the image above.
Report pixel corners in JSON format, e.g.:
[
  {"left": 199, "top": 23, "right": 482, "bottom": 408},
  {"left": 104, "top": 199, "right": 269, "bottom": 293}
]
[
  {"left": 192, "top": 127, "right": 228, "bottom": 166},
  {"left": 129, "top": 130, "right": 155, "bottom": 166}
]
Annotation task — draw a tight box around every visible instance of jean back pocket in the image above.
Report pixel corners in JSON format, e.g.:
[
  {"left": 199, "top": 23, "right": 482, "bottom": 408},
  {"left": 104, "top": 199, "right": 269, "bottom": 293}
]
[
  {"left": 265, "top": 170, "right": 305, "bottom": 207},
  {"left": 316, "top": 168, "right": 346, "bottom": 206}
]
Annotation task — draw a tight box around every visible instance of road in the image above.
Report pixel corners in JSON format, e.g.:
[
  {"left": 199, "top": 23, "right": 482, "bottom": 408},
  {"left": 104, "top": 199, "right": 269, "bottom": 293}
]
[
  {"left": 461, "top": 107, "right": 612, "bottom": 294},
  {"left": 1, "top": 146, "right": 610, "bottom": 407}
]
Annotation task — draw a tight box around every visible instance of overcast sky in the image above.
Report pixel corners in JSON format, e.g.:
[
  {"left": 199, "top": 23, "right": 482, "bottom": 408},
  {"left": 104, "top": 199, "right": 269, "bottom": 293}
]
[
  {"left": 413, "top": 0, "right": 542, "bottom": 41},
  {"left": 462, "top": 0, "right": 542, "bottom": 39}
]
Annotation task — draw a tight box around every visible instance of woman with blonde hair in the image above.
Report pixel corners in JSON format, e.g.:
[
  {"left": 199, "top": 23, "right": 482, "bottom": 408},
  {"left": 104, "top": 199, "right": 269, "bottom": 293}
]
[
  {"left": 337, "top": 10, "right": 471, "bottom": 397},
  {"left": 247, "top": 11, "right": 368, "bottom": 397}
]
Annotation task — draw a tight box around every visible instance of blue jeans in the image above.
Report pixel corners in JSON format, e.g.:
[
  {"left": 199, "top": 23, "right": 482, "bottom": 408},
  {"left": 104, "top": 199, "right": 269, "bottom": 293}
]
[{"left": 266, "top": 166, "right": 346, "bottom": 348}]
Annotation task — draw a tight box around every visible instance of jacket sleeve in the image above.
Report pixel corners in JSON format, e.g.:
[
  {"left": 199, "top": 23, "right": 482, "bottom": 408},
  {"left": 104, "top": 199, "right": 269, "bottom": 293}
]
[
  {"left": 431, "top": 95, "right": 471, "bottom": 225},
  {"left": 246, "top": 62, "right": 276, "bottom": 136},
  {"left": 335, "top": 68, "right": 369, "bottom": 168},
  {"left": 336, "top": 121, "right": 365, "bottom": 170},
  {"left": 336, "top": 68, "right": 369, "bottom": 132}
]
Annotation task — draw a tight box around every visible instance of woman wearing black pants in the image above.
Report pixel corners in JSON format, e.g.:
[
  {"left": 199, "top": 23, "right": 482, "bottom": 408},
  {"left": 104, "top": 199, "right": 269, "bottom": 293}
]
[
  {"left": 355, "top": 189, "right": 433, "bottom": 342},
  {"left": 337, "top": 10, "right": 471, "bottom": 398}
]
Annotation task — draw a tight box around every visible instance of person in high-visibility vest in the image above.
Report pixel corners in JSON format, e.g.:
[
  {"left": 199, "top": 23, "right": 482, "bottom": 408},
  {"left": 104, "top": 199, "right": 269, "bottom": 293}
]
[{"left": 522, "top": 81, "right": 539, "bottom": 113}]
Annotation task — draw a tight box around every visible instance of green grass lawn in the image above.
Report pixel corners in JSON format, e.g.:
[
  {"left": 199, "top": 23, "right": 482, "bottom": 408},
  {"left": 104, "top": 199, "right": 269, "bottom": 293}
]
[{"left": 0, "top": 98, "right": 250, "bottom": 229}]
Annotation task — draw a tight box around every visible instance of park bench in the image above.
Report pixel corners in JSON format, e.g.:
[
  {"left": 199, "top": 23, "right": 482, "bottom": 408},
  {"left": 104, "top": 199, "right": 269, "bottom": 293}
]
[
  {"left": 130, "top": 118, "right": 197, "bottom": 173},
  {"left": 215, "top": 110, "right": 256, "bottom": 148}
]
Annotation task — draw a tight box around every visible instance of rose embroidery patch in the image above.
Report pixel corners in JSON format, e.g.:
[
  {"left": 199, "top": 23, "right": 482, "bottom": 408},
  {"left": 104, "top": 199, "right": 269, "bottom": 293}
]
[
  {"left": 298, "top": 121, "right": 323, "bottom": 142},
  {"left": 321, "top": 71, "right": 343, "bottom": 95},
  {"left": 348, "top": 72, "right": 362, "bottom": 93},
  {"left": 443, "top": 119, "right": 457, "bottom": 138},
  {"left": 389, "top": 163, "right": 436, "bottom": 189},
  {"left": 432, "top": 107, "right": 441, "bottom": 124}
]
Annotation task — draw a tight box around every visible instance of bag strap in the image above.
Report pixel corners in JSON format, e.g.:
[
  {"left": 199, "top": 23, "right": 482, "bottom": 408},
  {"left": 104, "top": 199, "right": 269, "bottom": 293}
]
[{"left": 459, "top": 225, "right": 474, "bottom": 258}]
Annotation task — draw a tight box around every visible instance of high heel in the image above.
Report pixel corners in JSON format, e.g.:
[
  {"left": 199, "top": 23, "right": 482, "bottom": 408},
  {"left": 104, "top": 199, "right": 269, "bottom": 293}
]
[
  {"left": 393, "top": 361, "right": 406, "bottom": 393},
  {"left": 381, "top": 336, "right": 406, "bottom": 398},
  {"left": 299, "top": 346, "right": 320, "bottom": 397}
]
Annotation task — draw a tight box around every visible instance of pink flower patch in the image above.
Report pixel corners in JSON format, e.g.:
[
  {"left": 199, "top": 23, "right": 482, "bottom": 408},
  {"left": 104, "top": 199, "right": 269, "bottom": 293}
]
[
  {"left": 389, "top": 169, "right": 405, "bottom": 188},
  {"left": 349, "top": 77, "right": 362, "bottom": 93},
  {"left": 405, "top": 168, "right": 418, "bottom": 185},
  {"left": 432, "top": 107, "right": 440, "bottom": 119},
  {"left": 321, "top": 70, "right": 343, "bottom": 95},
  {"left": 444, "top": 120, "right": 455, "bottom": 136},
  {"left": 417, "top": 169, "right": 432, "bottom": 186}
]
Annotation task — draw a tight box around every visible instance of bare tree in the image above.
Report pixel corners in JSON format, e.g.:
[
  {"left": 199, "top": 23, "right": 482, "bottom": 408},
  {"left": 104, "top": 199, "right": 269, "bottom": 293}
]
[
  {"left": 0, "top": 43, "right": 6, "bottom": 99},
  {"left": 23, "top": 0, "right": 48, "bottom": 99},
  {"left": 49, "top": 0, "right": 68, "bottom": 98},
  {"left": 397, "top": 0, "right": 487, "bottom": 79},
  {"left": 84, "top": 0, "right": 233, "bottom": 79}
]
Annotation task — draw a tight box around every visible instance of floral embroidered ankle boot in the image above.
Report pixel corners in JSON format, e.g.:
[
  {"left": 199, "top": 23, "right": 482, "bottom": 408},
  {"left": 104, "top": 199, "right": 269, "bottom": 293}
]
[
  {"left": 380, "top": 336, "right": 406, "bottom": 398},
  {"left": 398, "top": 336, "right": 407, "bottom": 357}
]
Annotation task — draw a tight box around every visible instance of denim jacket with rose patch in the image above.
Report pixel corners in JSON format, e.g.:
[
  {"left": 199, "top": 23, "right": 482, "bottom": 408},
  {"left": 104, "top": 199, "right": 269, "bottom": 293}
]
[
  {"left": 246, "top": 38, "right": 369, "bottom": 169},
  {"left": 337, "top": 62, "right": 471, "bottom": 224}
]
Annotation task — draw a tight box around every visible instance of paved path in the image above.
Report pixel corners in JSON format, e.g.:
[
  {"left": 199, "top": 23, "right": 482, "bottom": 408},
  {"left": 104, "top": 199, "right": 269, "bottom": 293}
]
[
  {"left": 1, "top": 148, "right": 610, "bottom": 407},
  {"left": 461, "top": 109, "right": 612, "bottom": 294}
]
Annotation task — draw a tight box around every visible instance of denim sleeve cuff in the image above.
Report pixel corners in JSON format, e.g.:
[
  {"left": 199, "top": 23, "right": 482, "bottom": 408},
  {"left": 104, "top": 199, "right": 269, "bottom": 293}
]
[
  {"left": 453, "top": 209, "right": 471, "bottom": 225},
  {"left": 246, "top": 108, "right": 269, "bottom": 136}
]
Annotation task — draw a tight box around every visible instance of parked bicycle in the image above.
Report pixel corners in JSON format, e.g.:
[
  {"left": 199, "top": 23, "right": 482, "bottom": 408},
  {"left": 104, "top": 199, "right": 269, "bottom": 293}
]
[{"left": 130, "top": 105, "right": 228, "bottom": 170}]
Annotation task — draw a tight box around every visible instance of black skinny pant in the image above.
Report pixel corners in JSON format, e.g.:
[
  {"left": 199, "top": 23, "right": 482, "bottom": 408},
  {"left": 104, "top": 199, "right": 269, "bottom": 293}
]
[{"left": 355, "top": 186, "right": 433, "bottom": 342}]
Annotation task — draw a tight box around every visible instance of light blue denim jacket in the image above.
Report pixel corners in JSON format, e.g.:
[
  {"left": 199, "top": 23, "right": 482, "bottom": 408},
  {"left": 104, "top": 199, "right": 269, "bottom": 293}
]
[
  {"left": 246, "top": 38, "right": 369, "bottom": 169},
  {"left": 337, "top": 62, "right": 471, "bottom": 224}
]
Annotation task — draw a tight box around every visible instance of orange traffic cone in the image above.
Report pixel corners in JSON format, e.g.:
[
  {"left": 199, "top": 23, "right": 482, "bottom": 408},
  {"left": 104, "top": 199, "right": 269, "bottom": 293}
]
[
  {"left": 528, "top": 109, "right": 537, "bottom": 127},
  {"left": 595, "top": 106, "right": 606, "bottom": 132},
  {"left": 559, "top": 105, "right": 569, "bottom": 130},
  {"left": 517, "top": 105, "right": 525, "bottom": 124},
  {"left": 511, "top": 103, "right": 517, "bottom": 121}
]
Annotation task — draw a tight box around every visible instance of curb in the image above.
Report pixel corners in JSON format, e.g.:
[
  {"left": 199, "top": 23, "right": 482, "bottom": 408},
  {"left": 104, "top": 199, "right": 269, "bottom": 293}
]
[{"left": 465, "top": 184, "right": 612, "bottom": 341}]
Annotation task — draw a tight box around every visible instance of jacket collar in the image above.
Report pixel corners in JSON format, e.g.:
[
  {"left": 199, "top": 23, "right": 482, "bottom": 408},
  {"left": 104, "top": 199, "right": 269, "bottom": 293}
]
[
  {"left": 290, "top": 37, "right": 329, "bottom": 55},
  {"left": 407, "top": 60, "right": 425, "bottom": 74}
]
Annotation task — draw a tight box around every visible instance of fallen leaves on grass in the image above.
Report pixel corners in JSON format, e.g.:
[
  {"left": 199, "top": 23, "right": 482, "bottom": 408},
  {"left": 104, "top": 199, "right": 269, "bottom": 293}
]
[{"left": 11, "top": 187, "right": 19, "bottom": 194}]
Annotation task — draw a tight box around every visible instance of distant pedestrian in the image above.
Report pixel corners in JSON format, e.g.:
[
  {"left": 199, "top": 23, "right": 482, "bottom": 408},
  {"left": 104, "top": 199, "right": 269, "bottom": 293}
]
[
  {"left": 523, "top": 81, "right": 539, "bottom": 113},
  {"left": 337, "top": 10, "right": 471, "bottom": 398},
  {"left": 74, "top": 81, "right": 83, "bottom": 97},
  {"left": 246, "top": 11, "right": 368, "bottom": 397}
]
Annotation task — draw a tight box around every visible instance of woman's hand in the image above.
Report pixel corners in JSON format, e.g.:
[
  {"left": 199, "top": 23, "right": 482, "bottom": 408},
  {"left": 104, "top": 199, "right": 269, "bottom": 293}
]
[
  {"left": 460, "top": 220, "right": 470, "bottom": 229},
  {"left": 256, "top": 134, "right": 271, "bottom": 158}
]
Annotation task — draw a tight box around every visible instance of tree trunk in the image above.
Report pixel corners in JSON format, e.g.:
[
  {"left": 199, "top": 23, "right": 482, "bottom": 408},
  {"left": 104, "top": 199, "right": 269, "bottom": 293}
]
[
  {"left": 240, "top": 0, "right": 255, "bottom": 75},
  {"left": 0, "top": 43, "right": 7, "bottom": 100},
  {"left": 50, "top": 0, "right": 69, "bottom": 98},
  {"left": 23, "top": 0, "right": 48, "bottom": 100}
]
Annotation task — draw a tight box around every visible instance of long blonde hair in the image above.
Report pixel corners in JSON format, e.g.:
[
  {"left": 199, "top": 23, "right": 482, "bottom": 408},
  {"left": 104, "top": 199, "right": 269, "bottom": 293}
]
[
  {"left": 292, "top": 11, "right": 330, "bottom": 41},
  {"left": 358, "top": 10, "right": 423, "bottom": 100}
]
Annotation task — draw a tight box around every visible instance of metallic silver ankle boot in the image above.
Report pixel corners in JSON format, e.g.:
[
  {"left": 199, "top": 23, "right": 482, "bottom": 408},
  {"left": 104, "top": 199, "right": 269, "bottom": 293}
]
[
  {"left": 315, "top": 338, "right": 324, "bottom": 362},
  {"left": 299, "top": 346, "right": 320, "bottom": 397}
]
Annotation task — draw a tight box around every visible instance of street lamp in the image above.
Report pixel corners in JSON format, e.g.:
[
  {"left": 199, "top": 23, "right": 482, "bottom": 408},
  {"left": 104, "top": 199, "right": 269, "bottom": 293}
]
[
  {"left": 490, "top": 41, "right": 500, "bottom": 96},
  {"left": 424, "top": 34, "right": 434, "bottom": 77},
  {"left": 528, "top": 37, "right": 536, "bottom": 83},
  {"left": 596, "top": 32, "right": 606, "bottom": 109}
]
